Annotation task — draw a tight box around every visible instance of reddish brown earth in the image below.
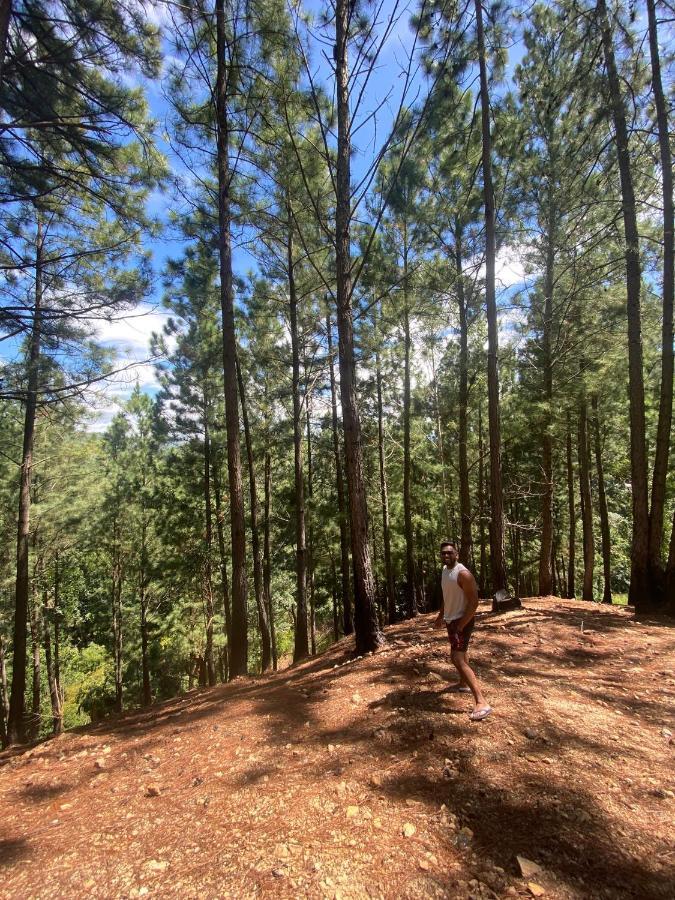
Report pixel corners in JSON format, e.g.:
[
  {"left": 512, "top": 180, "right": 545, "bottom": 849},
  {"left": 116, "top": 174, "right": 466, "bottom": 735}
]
[{"left": 1, "top": 598, "right": 674, "bottom": 900}]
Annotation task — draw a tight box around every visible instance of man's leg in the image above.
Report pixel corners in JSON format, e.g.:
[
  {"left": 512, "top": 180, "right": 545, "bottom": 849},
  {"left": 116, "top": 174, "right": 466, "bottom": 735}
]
[{"left": 450, "top": 649, "right": 490, "bottom": 714}]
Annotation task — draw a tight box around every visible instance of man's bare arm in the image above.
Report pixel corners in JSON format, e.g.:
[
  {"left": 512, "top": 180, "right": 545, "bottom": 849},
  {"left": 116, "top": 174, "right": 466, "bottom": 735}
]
[{"left": 456, "top": 570, "right": 479, "bottom": 630}]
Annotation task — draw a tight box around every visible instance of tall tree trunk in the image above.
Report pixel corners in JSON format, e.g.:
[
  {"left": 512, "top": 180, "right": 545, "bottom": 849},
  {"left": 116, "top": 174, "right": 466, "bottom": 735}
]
[
  {"left": 43, "top": 597, "right": 62, "bottom": 735},
  {"left": 455, "top": 226, "right": 473, "bottom": 567},
  {"left": 538, "top": 199, "right": 556, "bottom": 596},
  {"left": 112, "top": 524, "right": 123, "bottom": 713},
  {"left": 597, "top": 0, "right": 649, "bottom": 610},
  {"left": 288, "top": 226, "right": 308, "bottom": 663},
  {"left": 477, "top": 404, "right": 487, "bottom": 596},
  {"left": 8, "top": 218, "right": 42, "bottom": 745},
  {"left": 236, "top": 357, "right": 272, "bottom": 671},
  {"left": 140, "top": 520, "right": 151, "bottom": 707},
  {"left": 592, "top": 396, "right": 612, "bottom": 604},
  {"left": 53, "top": 552, "right": 62, "bottom": 711},
  {"left": 566, "top": 411, "right": 576, "bottom": 599},
  {"left": 306, "top": 394, "right": 316, "bottom": 656},
  {"left": 213, "top": 456, "right": 231, "bottom": 680},
  {"left": 327, "top": 313, "right": 352, "bottom": 635},
  {"left": 203, "top": 415, "right": 216, "bottom": 686},
  {"left": 665, "top": 509, "right": 675, "bottom": 614},
  {"left": 578, "top": 400, "right": 594, "bottom": 601},
  {"left": 429, "top": 345, "right": 450, "bottom": 536},
  {"left": 402, "top": 239, "right": 416, "bottom": 618},
  {"left": 263, "top": 446, "right": 277, "bottom": 670},
  {"left": 475, "top": 0, "right": 506, "bottom": 593},
  {"left": 376, "top": 341, "right": 396, "bottom": 624},
  {"left": 335, "top": 0, "right": 383, "bottom": 652},
  {"left": 647, "top": 0, "right": 674, "bottom": 604},
  {"left": 216, "top": 0, "right": 247, "bottom": 674},
  {"left": 29, "top": 582, "right": 41, "bottom": 741}
]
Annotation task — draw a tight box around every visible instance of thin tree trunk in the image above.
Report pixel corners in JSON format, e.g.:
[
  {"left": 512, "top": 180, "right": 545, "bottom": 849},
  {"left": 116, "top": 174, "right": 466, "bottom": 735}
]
[
  {"left": 0, "top": 636, "right": 8, "bottom": 747},
  {"left": 402, "top": 239, "right": 416, "bottom": 618},
  {"left": 112, "top": 526, "right": 123, "bottom": 713},
  {"left": 8, "top": 218, "right": 42, "bottom": 745},
  {"left": 647, "top": 0, "right": 674, "bottom": 603},
  {"left": 597, "top": 0, "right": 649, "bottom": 609},
  {"left": 327, "top": 313, "right": 352, "bottom": 635},
  {"left": 212, "top": 456, "right": 231, "bottom": 680},
  {"left": 376, "top": 342, "right": 396, "bottom": 624},
  {"left": 140, "top": 519, "right": 151, "bottom": 707},
  {"left": 216, "top": 0, "right": 247, "bottom": 674},
  {"left": 203, "top": 415, "right": 216, "bottom": 686},
  {"left": 29, "top": 579, "right": 41, "bottom": 741},
  {"left": 236, "top": 357, "right": 272, "bottom": 671},
  {"left": 455, "top": 226, "right": 473, "bottom": 567},
  {"left": 478, "top": 404, "right": 487, "bottom": 596},
  {"left": 53, "top": 552, "right": 62, "bottom": 711},
  {"left": 331, "top": 555, "right": 340, "bottom": 641},
  {"left": 335, "top": 0, "right": 383, "bottom": 652},
  {"left": 263, "top": 447, "right": 277, "bottom": 670},
  {"left": 429, "top": 345, "right": 450, "bottom": 537},
  {"left": 43, "top": 597, "right": 62, "bottom": 735},
  {"left": 665, "top": 509, "right": 675, "bottom": 614},
  {"left": 288, "top": 225, "right": 308, "bottom": 663},
  {"left": 306, "top": 394, "right": 316, "bottom": 656},
  {"left": 538, "top": 198, "right": 556, "bottom": 596},
  {"left": 578, "top": 401, "right": 594, "bottom": 601},
  {"left": 475, "top": 0, "right": 506, "bottom": 593},
  {"left": 592, "top": 396, "right": 612, "bottom": 604},
  {"left": 566, "top": 411, "right": 576, "bottom": 599}
]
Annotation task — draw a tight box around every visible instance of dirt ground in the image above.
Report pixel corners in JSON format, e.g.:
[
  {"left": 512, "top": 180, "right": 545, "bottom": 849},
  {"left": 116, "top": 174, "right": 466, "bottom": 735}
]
[{"left": 1, "top": 598, "right": 674, "bottom": 900}]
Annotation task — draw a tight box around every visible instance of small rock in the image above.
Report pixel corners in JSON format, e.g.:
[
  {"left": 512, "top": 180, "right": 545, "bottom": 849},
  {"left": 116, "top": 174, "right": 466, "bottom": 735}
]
[
  {"left": 274, "top": 843, "right": 290, "bottom": 858},
  {"left": 145, "top": 784, "right": 161, "bottom": 797},
  {"left": 94, "top": 758, "right": 106, "bottom": 771},
  {"left": 373, "top": 817, "right": 382, "bottom": 829},
  {"left": 418, "top": 859, "right": 430, "bottom": 871},
  {"left": 517, "top": 857, "right": 541, "bottom": 878},
  {"left": 272, "top": 868, "right": 286, "bottom": 878},
  {"left": 369, "top": 774, "right": 382, "bottom": 788},
  {"left": 351, "top": 693, "right": 362, "bottom": 704},
  {"left": 146, "top": 860, "right": 168, "bottom": 872},
  {"left": 662, "top": 728, "right": 672, "bottom": 738},
  {"left": 402, "top": 823, "right": 416, "bottom": 837},
  {"left": 528, "top": 883, "right": 546, "bottom": 897},
  {"left": 346, "top": 805, "right": 360, "bottom": 818},
  {"left": 524, "top": 729, "right": 537, "bottom": 740},
  {"left": 192, "top": 777, "right": 204, "bottom": 787}
]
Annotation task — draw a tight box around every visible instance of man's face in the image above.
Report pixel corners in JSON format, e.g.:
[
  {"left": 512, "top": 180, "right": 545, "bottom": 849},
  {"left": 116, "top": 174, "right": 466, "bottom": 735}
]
[{"left": 440, "top": 545, "right": 457, "bottom": 567}]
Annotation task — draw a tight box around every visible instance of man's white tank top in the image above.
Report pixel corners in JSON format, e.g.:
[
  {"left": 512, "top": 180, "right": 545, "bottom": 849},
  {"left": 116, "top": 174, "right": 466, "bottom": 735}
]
[{"left": 442, "top": 562, "right": 469, "bottom": 622}]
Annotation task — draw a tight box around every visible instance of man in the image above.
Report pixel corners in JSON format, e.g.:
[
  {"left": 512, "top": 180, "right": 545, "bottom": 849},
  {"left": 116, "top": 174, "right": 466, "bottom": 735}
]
[{"left": 433, "top": 541, "right": 492, "bottom": 721}]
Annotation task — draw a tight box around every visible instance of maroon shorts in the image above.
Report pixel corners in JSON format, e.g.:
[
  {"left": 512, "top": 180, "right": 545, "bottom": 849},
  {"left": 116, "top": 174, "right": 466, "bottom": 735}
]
[{"left": 446, "top": 618, "right": 475, "bottom": 652}]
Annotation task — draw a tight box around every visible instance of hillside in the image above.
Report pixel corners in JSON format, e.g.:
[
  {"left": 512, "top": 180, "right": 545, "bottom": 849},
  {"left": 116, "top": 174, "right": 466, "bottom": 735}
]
[{"left": 1, "top": 599, "right": 673, "bottom": 900}]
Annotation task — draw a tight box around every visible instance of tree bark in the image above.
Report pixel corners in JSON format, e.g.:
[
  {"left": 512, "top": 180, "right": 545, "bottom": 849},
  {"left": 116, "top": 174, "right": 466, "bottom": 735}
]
[
  {"left": 203, "top": 415, "right": 216, "bottom": 686},
  {"left": 29, "top": 575, "right": 41, "bottom": 741},
  {"left": 212, "top": 455, "right": 231, "bottom": 680},
  {"left": 578, "top": 400, "right": 594, "bottom": 601},
  {"left": 538, "top": 198, "right": 556, "bottom": 596},
  {"left": 0, "top": 636, "right": 8, "bottom": 747},
  {"left": 455, "top": 224, "right": 473, "bottom": 567},
  {"left": 592, "top": 396, "right": 612, "bottom": 604},
  {"left": 288, "top": 225, "right": 308, "bottom": 663},
  {"left": 477, "top": 404, "right": 487, "bottom": 596},
  {"left": 140, "top": 519, "right": 151, "bottom": 707},
  {"left": 647, "top": 0, "right": 674, "bottom": 603},
  {"left": 44, "top": 598, "right": 62, "bottom": 735},
  {"left": 263, "top": 447, "right": 277, "bottom": 669},
  {"left": 216, "top": 0, "right": 247, "bottom": 675},
  {"left": 327, "top": 313, "right": 352, "bottom": 635},
  {"left": 306, "top": 394, "right": 316, "bottom": 656},
  {"left": 597, "top": 0, "right": 649, "bottom": 609},
  {"left": 376, "top": 340, "right": 396, "bottom": 625},
  {"left": 236, "top": 357, "right": 272, "bottom": 671},
  {"left": 402, "top": 236, "right": 416, "bottom": 618},
  {"left": 566, "top": 410, "right": 576, "bottom": 599},
  {"left": 8, "top": 218, "right": 42, "bottom": 745},
  {"left": 474, "top": 0, "right": 506, "bottom": 593}
]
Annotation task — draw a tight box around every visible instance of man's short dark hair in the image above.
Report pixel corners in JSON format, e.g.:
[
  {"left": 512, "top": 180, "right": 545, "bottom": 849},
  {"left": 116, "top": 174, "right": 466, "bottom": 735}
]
[{"left": 440, "top": 541, "right": 457, "bottom": 550}]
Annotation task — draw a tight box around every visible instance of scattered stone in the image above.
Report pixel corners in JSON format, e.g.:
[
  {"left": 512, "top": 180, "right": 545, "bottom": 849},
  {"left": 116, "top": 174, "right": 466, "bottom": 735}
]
[
  {"left": 517, "top": 857, "right": 541, "bottom": 878},
  {"left": 524, "top": 729, "right": 538, "bottom": 741},
  {"left": 369, "top": 774, "right": 382, "bottom": 788},
  {"left": 351, "top": 693, "right": 362, "bottom": 704},
  {"left": 528, "top": 883, "right": 546, "bottom": 897},
  {"left": 346, "top": 806, "right": 360, "bottom": 818},
  {"left": 272, "top": 868, "right": 286, "bottom": 878},
  {"left": 146, "top": 860, "right": 168, "bottom": 873},
  {"left": 418, "top": 859, "right": 430, "bottom": 871},
  {"left": 373, "top": 818, "right": 382, "bottom": 829},
  {"left": 275, "top": 844, "right": 290, "bottom": 858},
  {"left": 145, "top": 784, "right": 161, "bottom": 797},
  {"left": 94, "top": 758, "right": 106, "bottom": 771},
  {"left": 402, "top": 823, "right": 416, "bottom": 838}
]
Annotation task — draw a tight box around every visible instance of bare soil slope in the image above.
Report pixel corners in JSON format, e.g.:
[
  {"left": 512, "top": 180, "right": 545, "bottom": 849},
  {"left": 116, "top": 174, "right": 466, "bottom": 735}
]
[{"left": 1, "top": 599, "right": 674, "bottom": 900}]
